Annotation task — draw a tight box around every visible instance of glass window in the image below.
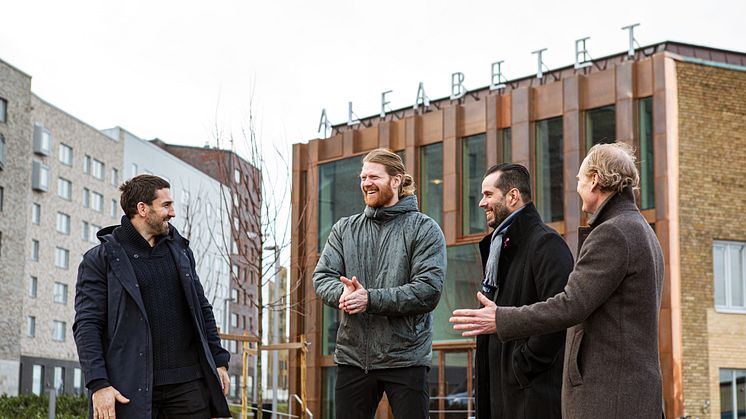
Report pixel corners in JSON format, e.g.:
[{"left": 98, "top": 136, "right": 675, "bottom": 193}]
[
  {"left": 32, "top": 161, "right": 50, "bottom": 192},
  {"left": 432, "top": 244, "right": 483, "bottom": 341},
  {"left": 91, "top": 192, "right": 103, "bottom": 212},
  {"left": 462, "top": 134, "right": 486, "bottom": 235},
  {"left": 32, "top": 203, "right": 41, "bottom": 224},
  {"left": 501, "top": 128, "right": 512, "bottom": 163},
  {"left": 0, "top": 134, "right": 5, "bottom": 170},
  {"left": 82, "top": 188, "right": 90, "bottom": 208},
  {"left": 53, "top": 320, "right": 66, "bottom": 341},
  {"left": 81, "top": 221, "right": 89, "bottom": 241},
  {"left": 73, "top": 368, "right": 83, "bottom": 395},
  {"left": 33, "top": 125, "right": 52, "bottom": 156},
  {"left": 0, "top": 186, "right": 3, "bottom": 211},
  {"left": 83, "top": 155, "right": 91, "bottom": 174},
  {"left": 57, "top": 178, "right": 72, "bottom": 200},
  {"left": 59, "top": 143, "right": 73, "bottom": 166},
  {"left": 535, "top": 117, "right": 564, "bottom": 222},
  {"left": 31, "top": 239, "right": 39, "bottom": 261},
  {"left": 29, "top": 276, "right": 38, "bottom": 298},
  {"left": 419, "top": 143, "right": 443, "bottom": 226},
  {"left": 111, "top": 168, "right": 119, "bottom": 186},
  {"left": 131, "top": 163, "right": 138, "bottom": 177},
  {"left": 54, "top": 282, "right": 68, "bottom": 304},
  {"left": 0, "top": 97, "right": 6, "bottom": 123},
  {"left": 230, "top": 375, "right": 239, "bottom": 398},
  {"left": 53, "top": 367, "right": 64, "bottom": 393},
  {"left": 322, "top": 303, "right": 339, "bottom": 356},
  {"left": 90, "top": 224, "right": 100, "bottom": 243},
  {"left": 234, "top": 169, "right": 241, "bottom": 184},
  {"left": 318, "top": 157, "right": 363, "bottom": 252},
  {"left": 639, "top": 97, "right": 654, "bottom": 209},
  {"left": 321, "top": 367, "right": 337, "bottom": 419},
  {"left": 584, "top": 105, "right": 616, "bottom": 151},
  {"left": 111, "top": 199, "right": 117, "bottom": 218},
  {"left": 92, "top": 159, "right": 105, "bottom": 180},
  {"left": 719, "top": 368, "right": 746, "bottom": 419},
  {"left": 231, "top": 313, "right": 238, "bottom": 328},
  {"left": 32, "top": 365, "right": 43, "bottom": 395},
  {"left": 714, "top": 241, "right": 746, "bottom": 312},
  {"left": 55, "top": 247, "right": 70, "bottom": 269},
  {"left": 27, "top": 316, "right": 36, "bottom": 337},
  {"left": 56, "top": 212, "right": 70, "bottom": 235}
]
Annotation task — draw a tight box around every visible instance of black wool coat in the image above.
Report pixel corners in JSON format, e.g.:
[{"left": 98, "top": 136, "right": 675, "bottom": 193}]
[
  {"left": 73, "top": 224, "right": 231, "bottom": 419},
  {"left": 475, "top": 203, "right": 573, "bottom": 419}
]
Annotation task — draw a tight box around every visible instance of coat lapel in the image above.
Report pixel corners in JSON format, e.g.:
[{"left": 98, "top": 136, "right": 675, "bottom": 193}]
[{"left": 104, "top": 241, "right": 148, "bottom": 317}]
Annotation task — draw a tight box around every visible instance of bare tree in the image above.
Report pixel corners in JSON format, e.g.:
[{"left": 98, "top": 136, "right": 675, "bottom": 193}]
[{"left": 205, "top": 97, "right": 310, "bottom": 419}]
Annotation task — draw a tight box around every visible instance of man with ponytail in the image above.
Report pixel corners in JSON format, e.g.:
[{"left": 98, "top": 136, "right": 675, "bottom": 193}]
[{"left": 314, "top": 148, "right": 446, "bottom": 418}]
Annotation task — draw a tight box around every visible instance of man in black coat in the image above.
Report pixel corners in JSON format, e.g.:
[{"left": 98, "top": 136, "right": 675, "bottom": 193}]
[
  {"left": 450, "top": 163, "right": 573, "bottom": 418},
  {"left": 73, "top": 174, "right": 231, "bottom": 419}
]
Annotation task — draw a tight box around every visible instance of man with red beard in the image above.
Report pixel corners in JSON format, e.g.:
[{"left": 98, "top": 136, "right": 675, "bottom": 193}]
[
  {"left": 449, "top": 163, "right": 573, "bottom": 418},
  {"left": 73, "top": 175, "right": 230, "bottom": 419},
  {"left": 314, "top": 148, "right": 446, "bottom": 418}
]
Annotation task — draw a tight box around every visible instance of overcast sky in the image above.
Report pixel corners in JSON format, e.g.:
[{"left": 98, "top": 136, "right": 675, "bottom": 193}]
[{"left": 2, "top": 0, "right": 744, "bottom": 156}]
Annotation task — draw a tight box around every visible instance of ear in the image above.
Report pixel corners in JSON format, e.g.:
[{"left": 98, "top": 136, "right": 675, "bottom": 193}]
[
  {"left": 590, "top": 173, "right": 600, "bottom": 191},
  {"left": 391, "top": 174, "right": 403, "bottom": 190},
  {"left": 137, "top": 201, "right": 148, "bottom": 217}
]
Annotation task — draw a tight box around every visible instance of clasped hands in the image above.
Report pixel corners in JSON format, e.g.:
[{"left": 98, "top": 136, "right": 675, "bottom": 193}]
[
  {"left": 338, "top": 275, "right": 368, "bottom": 314},
  {"left": 448, "top": 292, "right": 498, "bottom": 337}
]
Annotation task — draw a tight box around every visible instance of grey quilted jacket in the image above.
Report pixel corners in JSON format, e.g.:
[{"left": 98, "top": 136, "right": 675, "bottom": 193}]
[{"left": 313, "top": 195, "right": 446, "bottom": 371}]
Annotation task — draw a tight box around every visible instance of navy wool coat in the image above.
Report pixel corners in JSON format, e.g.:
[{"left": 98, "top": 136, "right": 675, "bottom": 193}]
[{"left": 73, "top": 224, "right": 231, "bottom": 418}]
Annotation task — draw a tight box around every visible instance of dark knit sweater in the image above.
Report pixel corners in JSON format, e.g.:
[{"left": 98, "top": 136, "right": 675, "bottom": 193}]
[{"left": 113, "top": 216, "right": 203, "bottom": 386}]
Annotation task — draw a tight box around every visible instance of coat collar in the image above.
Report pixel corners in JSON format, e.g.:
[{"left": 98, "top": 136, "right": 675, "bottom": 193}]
[
  {"left": 586, "top": 186, "right": 637, "bottom": 227},
  {"left": 364, "top": 194, "right": 419, "bottom": 222},
  {"left": 479, "top": 202, "right": 543, "bottom": 264}
]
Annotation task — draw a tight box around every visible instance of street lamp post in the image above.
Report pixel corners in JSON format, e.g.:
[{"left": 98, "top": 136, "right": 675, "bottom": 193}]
[{"left": 264, "top": 245, "right": 280, "bottom": 419}]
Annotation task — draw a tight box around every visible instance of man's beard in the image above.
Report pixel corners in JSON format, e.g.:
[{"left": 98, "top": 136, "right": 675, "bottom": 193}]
[
  {"left": 146, "top": 213, "right": 170, "bottom": 236},
  {"left": 363, "top": 183, "right": 395, "bottom": 208},
  {"left": 487, "top": 202, "right": 511, "bottom": 229}
]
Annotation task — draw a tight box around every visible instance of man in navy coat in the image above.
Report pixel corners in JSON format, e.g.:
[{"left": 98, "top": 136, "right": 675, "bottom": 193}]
[{"left": 73, "top": 174, "right": 231, "bottom": 419}]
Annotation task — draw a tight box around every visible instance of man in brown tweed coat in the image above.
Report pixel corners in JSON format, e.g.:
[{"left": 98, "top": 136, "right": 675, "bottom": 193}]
[{"left": 451, "top": 143, "right": 664, "bottom": 418}]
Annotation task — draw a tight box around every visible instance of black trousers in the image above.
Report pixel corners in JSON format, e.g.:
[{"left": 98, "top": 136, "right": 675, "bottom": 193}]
[
  {"left": 335, "top": 364, "right": 429, "bottom": 419},
  {"left": 151, "top": 378, "right": 211, "bottom": 419}
]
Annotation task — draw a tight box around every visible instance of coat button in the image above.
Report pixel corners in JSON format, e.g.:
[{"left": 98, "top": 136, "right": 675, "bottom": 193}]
[
  {"left": 186, "top": 273, "right": 190, "bottom": 277},
  {"left": 134, "top": 254, "right": 139, "bottom": 259},
  {"left": 138, "top": 388, "right": 142, "bottom": 392},
  {"left": 135, "top": 284, "right": 139, "bottom": 288}
]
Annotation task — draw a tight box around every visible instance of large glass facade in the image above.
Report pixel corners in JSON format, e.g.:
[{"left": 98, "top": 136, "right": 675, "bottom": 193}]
[
  {"left": 501, "top": 128, "right": 512, "bottom": 163},
  {"left": 719, "top": 368, "right": 746, "bottom": 419},
  {"left": 432, "top": 244, "right": 482, "bottom": 341},
  {"left": 462, "top": 134, "right": 486, "bottom": 235},
  {"left": 318, "top": 157, "right": 364, "bottom": 252},
  {"left": 322, "top": 367, "right": 337, "bottom": 419},
  {"left": 535, "top": 117, "right": 564, "bottom": 222},
  {"left": 419, "top": 143, "right": 443, "bottom": 226},
  {"left": 584, "top": 105, "right": 616, "bottom": 150},
  {"left": 639, "top": 97, "right": 655, "bottom": 209}
]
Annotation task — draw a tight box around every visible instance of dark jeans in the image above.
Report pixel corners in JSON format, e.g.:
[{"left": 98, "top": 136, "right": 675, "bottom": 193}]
[
  {"left": 335, "top": 364, "right": 429, "bottom": 419},
  {"left": 152, "top": 378, "right": 211, "bottom": 419}
]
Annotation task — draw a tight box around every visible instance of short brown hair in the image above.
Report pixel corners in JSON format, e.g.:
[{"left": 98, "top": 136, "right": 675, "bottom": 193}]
[
  {"left": 119, "top": 174, "right": 171, "bottom": 219},
  {"left": 362, "top": 148, "right": 416, "bottom": 197},
  {"left": 583, "top": 142, "right": 639, "bottom": 193}
]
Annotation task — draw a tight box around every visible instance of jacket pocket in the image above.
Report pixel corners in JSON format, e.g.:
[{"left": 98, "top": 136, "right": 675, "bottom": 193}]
[
  {"left": 511, "top": 342, "right": 531, "bottom": 389},
  {"left": 567, "top": 328, "right": 584, "bottom": 386}
]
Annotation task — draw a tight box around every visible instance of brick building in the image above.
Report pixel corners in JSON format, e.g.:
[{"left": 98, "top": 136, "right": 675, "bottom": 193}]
[{"left": 289, "top": 42, "right": 746, "bottom": 418}]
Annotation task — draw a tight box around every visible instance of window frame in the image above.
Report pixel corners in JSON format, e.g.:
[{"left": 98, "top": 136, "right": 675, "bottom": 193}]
[
  {"left": 52, "top": 320, "right": 67, "bottom": 342},
  {"left": 59, "top": 143, "right": 73, "bottom": 166},
  {"left": 713, "top": 240, "right": 746, "bottom": 313}
]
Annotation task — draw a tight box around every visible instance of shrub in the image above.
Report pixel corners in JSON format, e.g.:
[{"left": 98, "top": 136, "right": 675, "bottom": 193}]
[{"left": 0, "top": 393, "right": 88, "bottom": 419}]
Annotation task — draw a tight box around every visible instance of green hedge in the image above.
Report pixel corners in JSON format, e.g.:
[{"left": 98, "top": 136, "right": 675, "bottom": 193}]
[{"left": 0, "top": 394, "right": 88, "bottom": 419}]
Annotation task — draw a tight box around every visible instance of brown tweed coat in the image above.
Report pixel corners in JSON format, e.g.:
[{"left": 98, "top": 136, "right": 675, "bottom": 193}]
[{"left": 494, "top": 187, "right": 664, "bottom": 419}]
